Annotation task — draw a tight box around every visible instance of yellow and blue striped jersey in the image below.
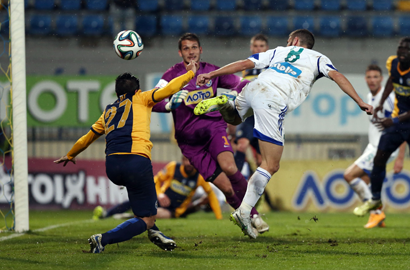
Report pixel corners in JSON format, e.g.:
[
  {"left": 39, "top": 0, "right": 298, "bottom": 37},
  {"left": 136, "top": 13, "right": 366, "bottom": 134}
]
[{"left": 386, "top": 55, "right": 410, "bottom": 117}]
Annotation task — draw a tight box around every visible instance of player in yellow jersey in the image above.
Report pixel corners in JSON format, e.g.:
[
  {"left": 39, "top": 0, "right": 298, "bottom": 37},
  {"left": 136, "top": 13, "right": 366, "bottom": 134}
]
[{"left": 54, "top": 60, "right": 198, "bottom": 253}]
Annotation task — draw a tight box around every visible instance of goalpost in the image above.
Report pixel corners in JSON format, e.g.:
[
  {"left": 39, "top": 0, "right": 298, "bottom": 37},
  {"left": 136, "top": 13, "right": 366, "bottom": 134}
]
[{"left": 10, "top": 0, "right": 29, "bottom": 232}]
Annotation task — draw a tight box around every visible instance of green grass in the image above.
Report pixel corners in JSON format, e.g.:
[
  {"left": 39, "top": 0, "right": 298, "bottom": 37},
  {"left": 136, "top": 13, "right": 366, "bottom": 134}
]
[{"left": 1, "top": 211, "right": 409, "bottom": 270}]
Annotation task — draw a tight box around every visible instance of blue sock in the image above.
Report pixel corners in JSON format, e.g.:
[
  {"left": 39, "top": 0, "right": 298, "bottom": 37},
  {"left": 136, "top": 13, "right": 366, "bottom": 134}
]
[
  {"left": 105, "top": 201, "right": 132, "bottom": 218},
  {"left": 370, "top": 165, "right": 386, "bottom": 200},
  {"left": 101, "top": 217, "right": 147, "bottom": 246},
  {"left": 234, "top": 151, "right": 246, "bottom": 171}
]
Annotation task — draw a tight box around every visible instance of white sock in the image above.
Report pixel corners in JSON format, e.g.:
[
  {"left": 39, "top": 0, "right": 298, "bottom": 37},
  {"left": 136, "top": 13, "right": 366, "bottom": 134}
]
[
  {"left": 241, "top": 167, "right": 272, "bottom": 211},
  {"left": 349, "top": 178, "right": 372, "bottom": 202}
]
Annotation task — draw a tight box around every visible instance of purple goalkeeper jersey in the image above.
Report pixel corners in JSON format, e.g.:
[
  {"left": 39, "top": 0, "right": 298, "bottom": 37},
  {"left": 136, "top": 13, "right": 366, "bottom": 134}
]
[{"left": 152, "top": 61, "right": 242, "bottom": 144}]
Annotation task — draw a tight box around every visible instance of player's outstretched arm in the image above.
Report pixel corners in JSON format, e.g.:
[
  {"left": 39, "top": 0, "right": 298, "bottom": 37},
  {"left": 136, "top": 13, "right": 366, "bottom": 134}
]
[
  {"left": 153, "top": 60, "right": 197, "bottom": 102},
  {"left": 374, "top": 76, "right": 394, "bottom": 121},
  {"left": 328, "top": 70, "right": 373, "bottom": 115},
  {"left": 197, "top": 59, "right": 255, "bottom": 86},
  {"left": 54, "top": 130, "right": 101, "bottom": 166}
]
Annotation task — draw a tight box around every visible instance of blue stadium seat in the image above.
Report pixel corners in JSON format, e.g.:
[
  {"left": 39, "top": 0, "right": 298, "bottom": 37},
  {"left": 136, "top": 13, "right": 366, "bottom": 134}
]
[
  {"left": 60, "top": 0, "right": 81, "bottom": 10},
  {"left": 137, "top": 0, "right": 158, "bottom": 11},
  {"left": 373, "top": 0, "right": 393, "bottom": 11},
  {"left": 214, "top": 16, "right": 235, "bottom": 36},
  {"left": 1, "top": 19, "right": 9, "bottom": 34},
  {"left": 346, "top": 0, "right": 367, "bottom": 11},
  {"left": 56, "top": 15, "right": 79, "bottom": 36},
  {"left": 243, "top": 0, "right": 263, "bottom": 11},
  {"left": 346, "top": 16, "right": 367, "bottom": 36},
  {"left": 82, "top": 15, "right": 105, "bottom": 35},
  {"left": 191, "top": 0, "right": 210, "bottom": 11},
  {"left": 188, "top": 16, "right": 209, "bottom": 35},
  {"left": 85, "top": 0, "right": 108, "bottom": 10},
  {"left": 399, "top": 16, "right": 410, "bottom": 36},
  {"left": 293, "top": 16, "right": 315, "bottom": 33},
  {"left": 160, "top": 15, "right": 183, "bottom": 35},
  {"left": 266, "top": 16, "right": 288, "bottom": 36},
  {"left": 164, "top": 0, "right": 184, "bottom": 11},
  {"left": 215, "top": 0, "right": 236, "bottom": 11},
  {"left": 135, "top": 15, "right": 157, "bottom": 36},
  {"left": 320, "top": 0, "right": 340, "bottom": 11},
  {"left": 29, "top": 14, "right": 52, "bottom": 35},
  {"left": 372, "top": 16, "right": 394, "bottom": 37},
  {"left": 25, "top": 0, "right": 29, "bottom": 9},
  {"left": 34, "top": 0, "right": 55, "bottom": 10},
  {"left": 319, "top": 16, "right": 341, "bottom": 37},
  {"left": 294, "top": 0, "right": 315, "bottom": 11},
  {"left": 240, "top": 16, "right": 262, "bottom": 36},
  {"left": 268, "top": 0, "right": 288, "bottom": 10}
]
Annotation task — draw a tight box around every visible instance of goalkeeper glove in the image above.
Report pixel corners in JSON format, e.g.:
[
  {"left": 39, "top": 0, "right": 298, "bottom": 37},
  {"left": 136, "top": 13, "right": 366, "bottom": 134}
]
[{"left": 165, "top": 90, "right": 188, "bottom": 111}]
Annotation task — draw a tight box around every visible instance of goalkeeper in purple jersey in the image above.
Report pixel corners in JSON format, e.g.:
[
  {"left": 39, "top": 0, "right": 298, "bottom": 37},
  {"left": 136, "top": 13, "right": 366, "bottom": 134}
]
[{"left": 153, "top": 33, "right": 268, "bottom": 235}]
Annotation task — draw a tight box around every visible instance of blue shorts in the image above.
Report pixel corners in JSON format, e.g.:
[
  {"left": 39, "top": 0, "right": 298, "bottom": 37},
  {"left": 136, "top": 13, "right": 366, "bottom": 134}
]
[
  {"left": 106, "top": 155, "right": 157, "bottom": 217},
  {"left": 378, "top": 124, "right": 410, "bottom": 154},
  {"left": 235, "top": 116, "right": 260, "bottom": 154}
]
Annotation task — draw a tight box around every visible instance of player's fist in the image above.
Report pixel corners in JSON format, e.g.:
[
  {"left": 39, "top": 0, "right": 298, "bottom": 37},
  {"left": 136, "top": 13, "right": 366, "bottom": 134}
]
[
  {"left": 165, "top": 90, "right": 188, "bottom": 111},
  {"left": 197, "top": 73, "right": 211, "bottom": 86}
]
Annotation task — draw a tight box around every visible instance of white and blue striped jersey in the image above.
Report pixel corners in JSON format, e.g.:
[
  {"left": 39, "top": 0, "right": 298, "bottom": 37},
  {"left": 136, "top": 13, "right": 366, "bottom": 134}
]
[
  {"left": 367, "top": 88, "right": 395, "bottom": 147},
  {"left": 247, "top": 46, "right": 337, "bottom": 112}
]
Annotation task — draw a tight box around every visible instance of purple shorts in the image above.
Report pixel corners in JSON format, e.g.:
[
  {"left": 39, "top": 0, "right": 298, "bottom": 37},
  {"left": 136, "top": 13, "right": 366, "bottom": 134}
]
[{"left": 179, "top": 127, "right": 233, "bottom": 181}]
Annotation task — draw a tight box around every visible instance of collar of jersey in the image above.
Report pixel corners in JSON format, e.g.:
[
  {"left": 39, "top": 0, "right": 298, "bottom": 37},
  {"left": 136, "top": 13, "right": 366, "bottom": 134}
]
[{"left": 398, "top": 62, "right": 410, "bottom": 76}]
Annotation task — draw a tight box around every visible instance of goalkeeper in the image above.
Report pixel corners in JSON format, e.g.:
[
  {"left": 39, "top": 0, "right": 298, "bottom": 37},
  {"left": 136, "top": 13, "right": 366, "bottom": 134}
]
[{"left": 54, "top": 60, "right": 197, "bottom": 253}]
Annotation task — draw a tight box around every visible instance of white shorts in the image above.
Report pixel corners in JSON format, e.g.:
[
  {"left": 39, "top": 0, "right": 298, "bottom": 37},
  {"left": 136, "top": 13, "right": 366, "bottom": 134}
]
[
  {"left": 235, "top": 80, "right": 287, "bottom": 146},
  {"left": 354, "top": 143, "right": 399, "bottom": 173}
]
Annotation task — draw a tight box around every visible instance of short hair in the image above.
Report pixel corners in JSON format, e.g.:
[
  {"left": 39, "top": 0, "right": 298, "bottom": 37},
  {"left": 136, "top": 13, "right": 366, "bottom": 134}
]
[
  {"left": 115, "top": 73, "right": 140, "bottom": 97},
  {"left": 251, "top": 34, "right": 268, "bottom": 45},
  {"left": 289, "top": 29, "right": 315, "bottom": 49},
  {"left": 366, "top": 64, "right": 382, "bottom": 76},
  {"left": 399, "top": 37, "right": 410, "bottom": 45},
  {"left": 178, "top": 33, "right": 201, "bottom": 50}
]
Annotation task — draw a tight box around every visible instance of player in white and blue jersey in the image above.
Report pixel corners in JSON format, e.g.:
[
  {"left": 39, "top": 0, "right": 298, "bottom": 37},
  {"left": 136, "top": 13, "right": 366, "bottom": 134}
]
[
  {"left": 195, "top": 29, "right": 373, "bottom": 238},
  {"left": 343, "top": 64, "right": 406, "bottom": 229}
]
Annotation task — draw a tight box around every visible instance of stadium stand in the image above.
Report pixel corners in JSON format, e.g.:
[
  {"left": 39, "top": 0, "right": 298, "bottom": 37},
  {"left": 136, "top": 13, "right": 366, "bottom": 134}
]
[
  {"left": 319, "top": 16, "right": 341, "bottom": 37},
  {"left": 371, "top": 16, "right": 394, "bottom": 37},
  {"left": 190, "top": 0, "right": 211, "bottom": 11},
  {"left": 29, "top": 14, "right": 52, "bottom": 35},
  {"left": 346, "top": 16, "right": 368, "bottom": 36},
  {"left": 373, "top": 0, "right": 394, "bottom": 11},
  {"left": 135, "top": 15, "right": 157, "bottom": 36},
  {"left": 293, "top": 16, "right": 315, "bottom": 33},
  {"left": 243, "top": 0, "right": 263, "bottom": 11},
  {"left": 294, "top": 0, "right": 315, "bottom": 11},
  {"left": 164, "top": 0, "right": 185, "bottom": 11},
  {"left": 239, "top": 16, "right": 262, "bottom": 36},
  {"left": 82, "top": 15, "right": 105, "bottom": 35},
  {"left": 398, "top": 16, "right": 410, "bottom": 36},
  {"left": 137, "top": 0, "right": 159, "bottom": 12},
  {"left": 267, "top": 0, "right": 288, "bottom": 10},
  {"left": 320, "top": 0, "right": 340, "bottom": 11},
  {"left": 34, "top": 0, "right": 55, "bottom": 10},
  {"left": 188, "top": 15, "right": 210, "bottom": 35},
  {"left": 346, "top": 0, "right": 367, "bottom": 11},
  {"left": 56, "top": 15, "right": 79, "bottom": 36},
  {"left": 160, "top": 15, "right": 183, "bottom": 35},
  {"left": 84, "top": 0, "right": 108, "bottom": 11},
  {"left": 60, "top": 0, "right": 81, "bottom": 11},
  {"left": 214, "top": 16, "right": 235, "bottom": 36},
  {"left": 266, "top": 16, "right": 288, "bottom": 36},
  {"left": 215, "top": 0, "right": 237, "bottom": 11}
]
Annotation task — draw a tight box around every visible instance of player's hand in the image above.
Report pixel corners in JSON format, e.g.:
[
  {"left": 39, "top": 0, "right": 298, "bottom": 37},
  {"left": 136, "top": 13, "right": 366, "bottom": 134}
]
[
  {"left": 186, "top": 60, "right": 198, "bottom": 74},
  {"left": 394, "top": 158, "right": 404, "bottom": 174},
  {"left": 165, "top": 90, "right": 188, "bottom": 111},
  {"left": 372, "top": 105, "right": 383, "bottom": 121},
  {"left": 374, "top": 118, "right": 393, "bottom": 130},
  {"left": 358, "top": 101, "right": 373, "bottom": 115},
  {"left": 196, "top": 73, "right": 212, "bottom": 87},
  {"left": 54, "top": 155, "right": 76, "bottom": 167},
  {"left": 158, "top": 193, "right": 170, "bottom": 207}
]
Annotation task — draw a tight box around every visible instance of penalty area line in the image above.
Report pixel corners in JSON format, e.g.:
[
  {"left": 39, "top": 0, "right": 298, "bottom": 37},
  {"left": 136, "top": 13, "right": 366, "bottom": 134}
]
[{"left": 0, "top": 219, "right": 94, "bottom": 242}]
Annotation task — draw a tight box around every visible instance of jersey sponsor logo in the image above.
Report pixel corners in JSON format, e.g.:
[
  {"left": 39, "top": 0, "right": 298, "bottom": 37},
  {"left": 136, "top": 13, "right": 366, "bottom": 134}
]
[
  {"left": 393, "top": 83, "right": 410, "bottom": 96},
  {"left": 206, "top": 80, "right": 213, "bottom": 87},
  {"left": 270, "top": 62, "right": 301, "bottom": 78},
  {"left": 170, "top": 179, "right": 193, "bottom": 196},
  {"left": 185, "top": 87, "right": 214, "bottom": 105}
]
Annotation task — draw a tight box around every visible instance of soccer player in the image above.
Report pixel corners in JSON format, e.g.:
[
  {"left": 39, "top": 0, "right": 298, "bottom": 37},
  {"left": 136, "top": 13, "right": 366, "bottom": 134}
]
[
  {"left": 93, "top": 156, "right": 222, "bottom": 220},
  {"left": 195, "top": 29, "right": 373, "bottom": 238},
  {"left": 152, "top": 33, "right": 269, "bottom": 234},
  {"left": 354, "top": 37, "right": 410, "bottom": 216},
  {"left": 54, "top": 61, "right": 198, "bottom": 253},
  {"left": 344, "top": 64, "right": 406, "bottom": 228}
]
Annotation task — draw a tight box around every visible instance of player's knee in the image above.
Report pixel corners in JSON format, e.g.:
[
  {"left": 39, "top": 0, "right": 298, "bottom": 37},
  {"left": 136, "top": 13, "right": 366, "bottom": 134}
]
[
  {"left": 343, "top": 171, "right": 353, "bottom": 182},
  {"left": 266, "top": 163, "right": 280, "bottom": 175}
]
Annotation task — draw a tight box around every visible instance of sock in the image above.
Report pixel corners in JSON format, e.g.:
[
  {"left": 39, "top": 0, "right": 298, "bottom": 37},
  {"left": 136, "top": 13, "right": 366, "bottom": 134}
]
[
  {"left": 225, "top": 193, "right": 241, "bottom": 209},
  {"left": 242, "top": 167, "right": 271, "bottom": 209},
  {"left": 101, "top": 217, "right": 147, "bottom": 246},
  {"left": 150, "top": 224, "right": 159, "bottom": 231},
  {"left": 105, "top": 201, "right": 132, "bottom": 218},
  {"left": 234, "top": 151, "right": 246, "bottom": 171},
  {"left": 349, "top": 178, "right": 372, "bottom": 202},
  {"left": 228, "top": 170, "right": 259, "bottom": 215},
  {"left": 370, "top": 165, "right": 386, "bottom": 200}
]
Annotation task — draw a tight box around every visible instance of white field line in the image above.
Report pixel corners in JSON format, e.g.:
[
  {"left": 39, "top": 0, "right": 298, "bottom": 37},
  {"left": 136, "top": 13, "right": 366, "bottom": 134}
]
[{"left": 0, "top": 219, "right": 94, "bottom": 242}]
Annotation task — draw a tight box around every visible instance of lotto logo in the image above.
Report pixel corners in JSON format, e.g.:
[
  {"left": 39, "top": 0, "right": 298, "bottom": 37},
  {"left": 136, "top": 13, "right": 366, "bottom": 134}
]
[
  {"left": 185, "top": 87, "right": 213, "bottom": 105},
  {"left": 270, "top": 62, "right": 301, "bottom": 78},
  {"left": 393, "top": 83, "right": 410, "bottom": 96}
]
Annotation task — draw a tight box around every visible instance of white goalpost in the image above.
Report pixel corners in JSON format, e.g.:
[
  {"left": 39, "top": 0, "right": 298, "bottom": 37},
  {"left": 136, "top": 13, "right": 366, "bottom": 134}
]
[{"left": 10, "top": 0, "right": 29, "bottom": 232}]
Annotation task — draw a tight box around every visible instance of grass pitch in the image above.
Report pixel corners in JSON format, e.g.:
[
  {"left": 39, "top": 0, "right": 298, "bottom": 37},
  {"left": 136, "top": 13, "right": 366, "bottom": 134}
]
[{"left": 0, "top": 210, "right": 409, "bottom": 270}]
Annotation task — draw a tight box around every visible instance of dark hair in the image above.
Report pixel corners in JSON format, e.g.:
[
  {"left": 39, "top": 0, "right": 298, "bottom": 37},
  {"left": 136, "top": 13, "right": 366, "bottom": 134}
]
[
  {"left": 366, "top": 64, "right": 382, "bottom": 75},
  {"left": 400, "top": 37, "right": 410, "bottom": 44},
  {"left": 251, "top": 34, "right": 268, "bottom": 45},
  {"left": 178, "top": 33, "right": 201, "bottom": 50},
  {"left": 115, "top": 73, "right": 140, "bottom": 97},
  {"left": 289, "top": 29, "right": 315, "bottom": 49}
]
